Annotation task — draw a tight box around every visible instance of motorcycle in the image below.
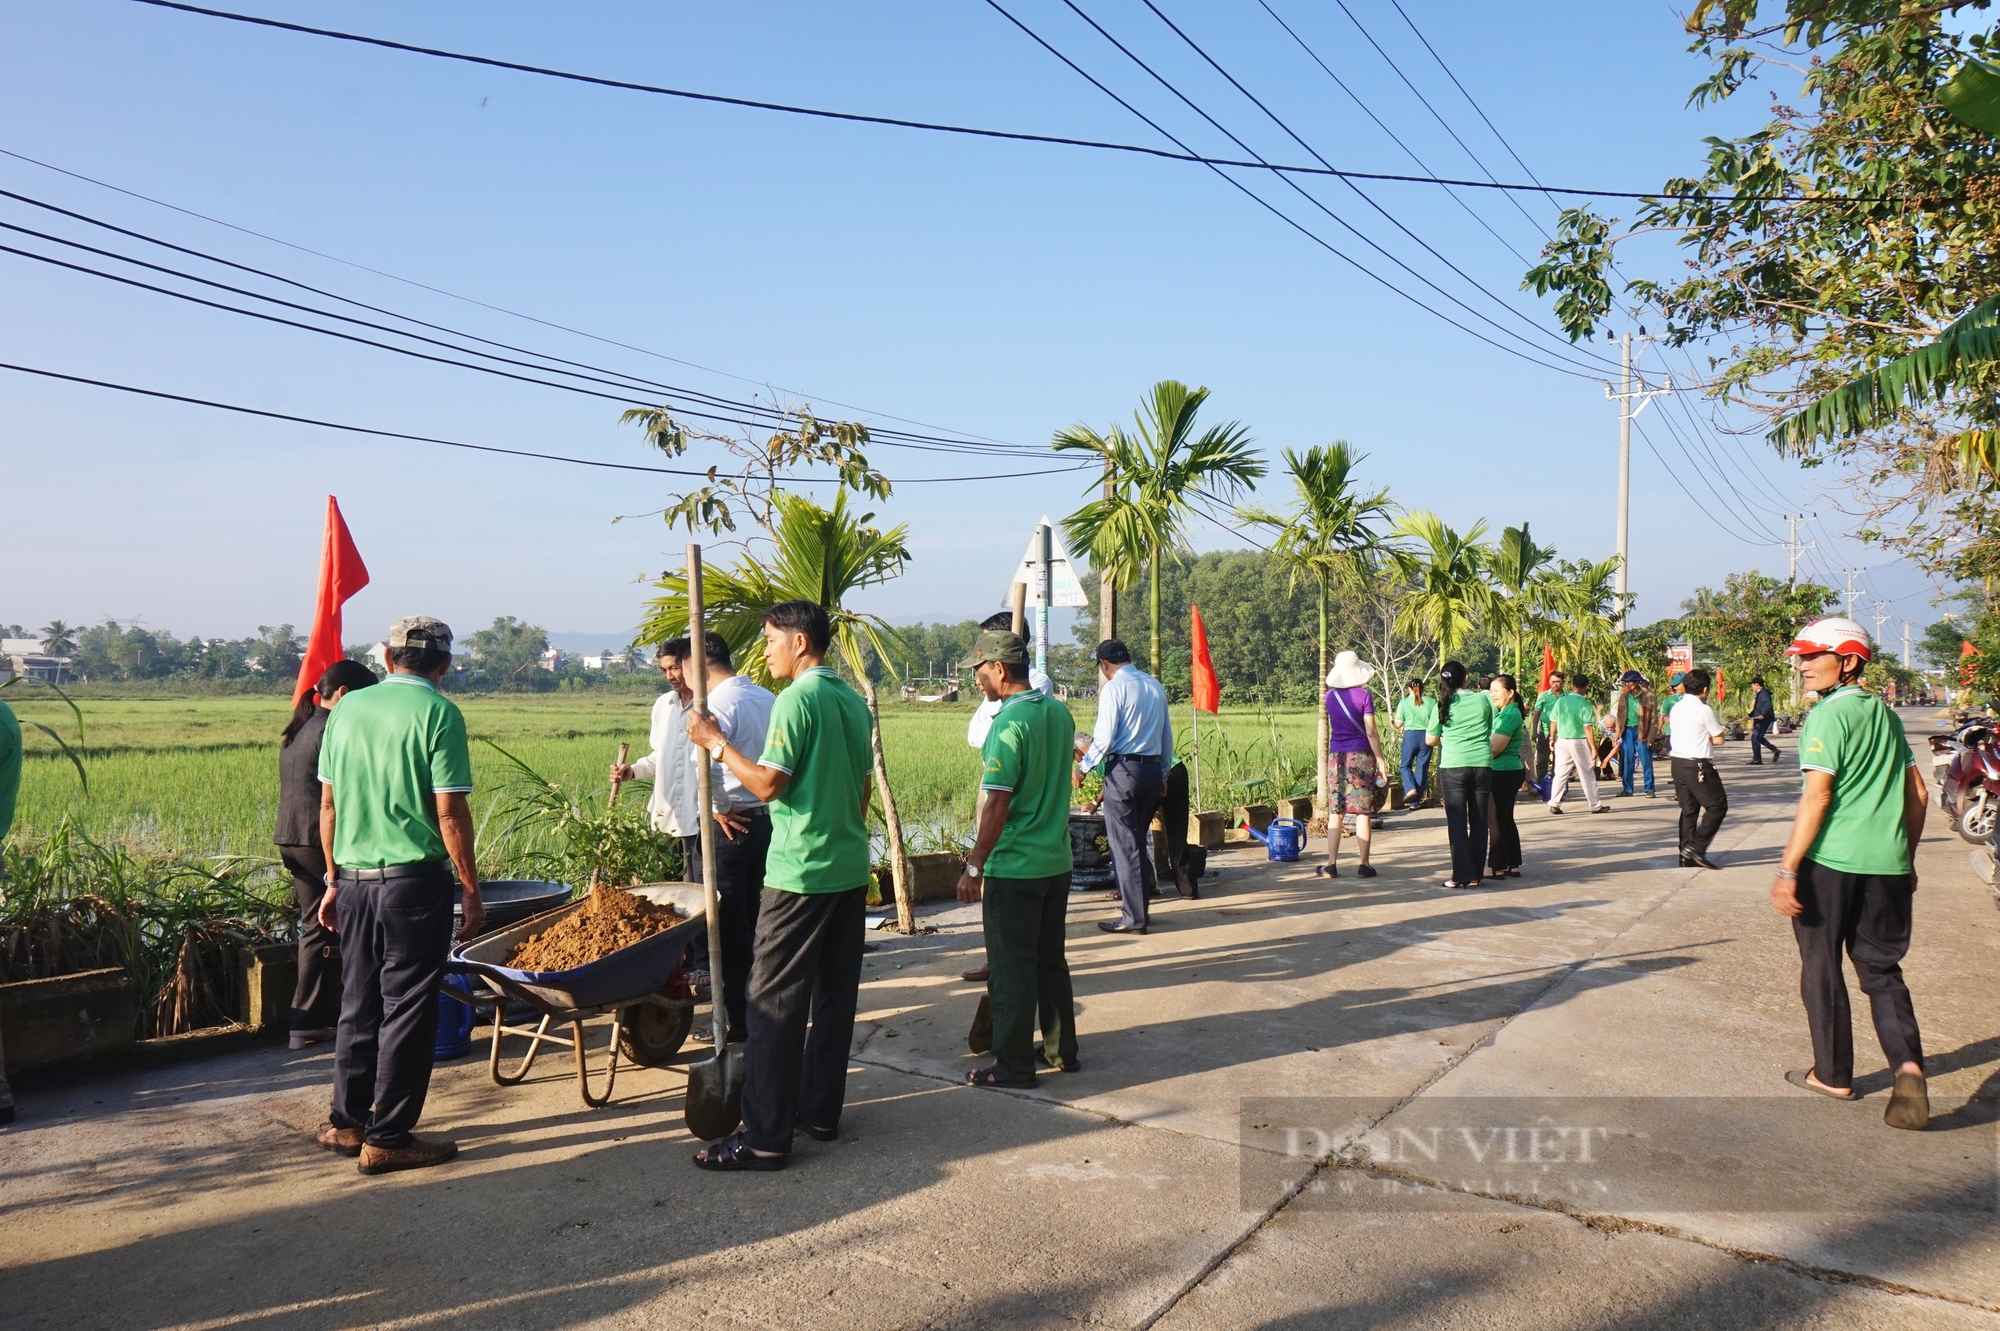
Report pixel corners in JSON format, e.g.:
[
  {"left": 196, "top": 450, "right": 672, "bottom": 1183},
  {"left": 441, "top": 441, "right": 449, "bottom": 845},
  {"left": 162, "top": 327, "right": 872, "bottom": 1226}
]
[{"left": 1937, "top": 721, "right": 2000, "bottom": 845}]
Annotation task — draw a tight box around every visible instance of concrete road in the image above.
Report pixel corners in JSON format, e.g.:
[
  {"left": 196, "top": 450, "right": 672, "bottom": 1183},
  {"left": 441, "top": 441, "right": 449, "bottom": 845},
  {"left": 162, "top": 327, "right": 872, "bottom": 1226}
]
[{"left": 5, "top": 727, "right": 1995, "bottom": 1329}]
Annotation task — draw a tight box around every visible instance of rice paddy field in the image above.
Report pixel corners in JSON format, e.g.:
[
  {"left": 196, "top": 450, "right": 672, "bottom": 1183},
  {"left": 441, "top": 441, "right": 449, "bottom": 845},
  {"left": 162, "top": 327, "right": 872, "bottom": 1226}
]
[{"left": 8, "top": 688, "right": 1323, "bottom": 862}]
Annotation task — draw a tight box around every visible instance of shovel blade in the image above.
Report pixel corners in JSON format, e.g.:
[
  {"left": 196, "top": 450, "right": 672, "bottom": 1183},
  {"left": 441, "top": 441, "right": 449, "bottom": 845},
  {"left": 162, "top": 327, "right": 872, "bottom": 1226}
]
[
  {"left": 684, "top": 1045, "right": 746, "bottom": 1140},
  {"left": 967, "top": 993, "right": 993, "bottom": 1056}
]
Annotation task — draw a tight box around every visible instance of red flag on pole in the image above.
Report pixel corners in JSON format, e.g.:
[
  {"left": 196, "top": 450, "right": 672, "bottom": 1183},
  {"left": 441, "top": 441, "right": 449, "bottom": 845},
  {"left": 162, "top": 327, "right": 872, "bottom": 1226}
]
[
  {"left": 293, "top": 497, "right": 371, "bottom": 705},
  {"left": 1190, "top": 604, "right": 1220, "bottom": 713},
  {"left": 1963, "top": 639, "right": 1983, "bottom": 687},
  {"left": 1716, "top": 669, "right": 1726, "bottom": 704},
  {"left": 1538, "top": 643, "right": 1556, "bottom": 695}
]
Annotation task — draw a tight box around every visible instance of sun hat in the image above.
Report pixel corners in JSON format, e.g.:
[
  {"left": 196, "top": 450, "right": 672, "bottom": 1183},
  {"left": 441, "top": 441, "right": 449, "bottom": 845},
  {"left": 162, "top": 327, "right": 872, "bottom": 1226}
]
[
  {"left": 1786, "top": 615, "right": 1872, "bottom": 661},
  {"left": 1325, "top": 650, "right": 1375, "bottom": 689}
]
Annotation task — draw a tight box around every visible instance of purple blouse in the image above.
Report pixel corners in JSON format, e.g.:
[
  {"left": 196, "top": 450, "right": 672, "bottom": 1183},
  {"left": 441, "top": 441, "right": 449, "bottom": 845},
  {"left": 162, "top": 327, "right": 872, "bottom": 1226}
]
[{"left": 1325, "top": 686, "right": 1375, "bottom": 753}]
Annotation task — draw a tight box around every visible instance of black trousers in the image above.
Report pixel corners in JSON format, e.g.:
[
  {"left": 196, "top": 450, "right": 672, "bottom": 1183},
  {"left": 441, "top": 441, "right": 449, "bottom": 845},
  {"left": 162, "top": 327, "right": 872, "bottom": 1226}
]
[
  {"left": 983, "top": 872, "right": 1079, "bottom": 1081},
  {"left": 1670, "top": 757, "right": 1728, "bottom": 856},
  {"left": 711, "top": 809, "right": 771, "bottom": 1036},
  {"left": 1102, "top": 755, "right": 1163, "bottom": 927},
  {"left": 1440, "top": 766, "right": 1491, "bottom": 884},
  {"left": 1154, "top": 761, "right": 1191, "bottom": 895},
  {"left": 1791, "top": 861, "right": 1922, "bottom": 1088},
  {"left": 1750, "top": 718, "right": 1780, "bottom": 763},
  {"left": 329, "top": 869, "right": 455, "bottom": 1148},
  {"left": 741, "top": 884, "right": 868, "bottom": 1153},
  {"left": 278, "top": 845, "right": 343, "bottom": 1032},
  {"left": 1487, "top": 769, "right": 1524, "bottom": 873}
]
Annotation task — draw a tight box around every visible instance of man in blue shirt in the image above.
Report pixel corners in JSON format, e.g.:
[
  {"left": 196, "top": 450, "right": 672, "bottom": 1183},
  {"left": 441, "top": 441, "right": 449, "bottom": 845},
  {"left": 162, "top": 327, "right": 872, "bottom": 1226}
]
[
  {"left": 1074, "top": 639, "right": 1172, "bottom": 935},
  {"left": 1748, "top": 677, "right": 1781, "bottom": 764}
]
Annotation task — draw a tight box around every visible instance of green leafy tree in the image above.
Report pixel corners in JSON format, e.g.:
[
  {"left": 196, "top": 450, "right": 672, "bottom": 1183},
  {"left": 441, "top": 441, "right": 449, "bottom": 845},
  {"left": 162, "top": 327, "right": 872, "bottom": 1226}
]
[
  {"left": 1919, "top": 617, "right": 1973, "bottom": 671},
  {"left": 38, "top": 621, "right": 76, "bottom": 657},
  {"left": 1054, "top": 381, "right": 1265, "bottom": 678},
  {"left": 1677, "top": 572, "right": 1838, "bottom": 705},
  {"left": 466, "top": 617, "right": 550, "bottom": 691},
  {"left": 1387, "top": 512, "right": 1494, "bottom": 666},
  {"left": 640, "top": 491, "right": 924, "bottom": 932},
  {"left": 1523, "top": 0, "right": 2000, "bottom": 580},
  {"left": 251, "top": 625, "right": 303, "bottom": 681},
  {"left": 1239, "top": 443, "right": 1390, "bottom": 806},
  {"left": 1487, "top": 524, "right": 1561, "bottom": 676}
]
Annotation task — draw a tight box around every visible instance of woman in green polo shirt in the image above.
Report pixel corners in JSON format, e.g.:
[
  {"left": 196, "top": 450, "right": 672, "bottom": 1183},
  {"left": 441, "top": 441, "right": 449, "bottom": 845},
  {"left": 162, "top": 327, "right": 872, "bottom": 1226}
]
[
  {"left": 1426, "top": 660, "right": 1494, "bottom": 889},
  {"left": 1486, "top": 674, "right": 1528, "bottom": 879},
  {"left": 1394, "top": 679, "right": 1439, "bottom": 808}
]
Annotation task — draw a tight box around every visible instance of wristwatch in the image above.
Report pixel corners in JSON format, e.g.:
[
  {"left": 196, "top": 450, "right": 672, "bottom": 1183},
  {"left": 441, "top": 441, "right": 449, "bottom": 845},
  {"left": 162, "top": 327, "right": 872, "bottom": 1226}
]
[
  {"left": 708, "top": 739, "right": 728, "bottom": 760},
  {"left": 964, "top": 861, "right": 982, "bottom": 879}
]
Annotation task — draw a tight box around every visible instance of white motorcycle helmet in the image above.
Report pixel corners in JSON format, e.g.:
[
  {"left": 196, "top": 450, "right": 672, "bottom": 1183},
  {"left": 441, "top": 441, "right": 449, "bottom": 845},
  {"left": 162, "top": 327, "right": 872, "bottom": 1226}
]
[{"left": 1785, "top": 616, "right": 1873, "bottom": 661}]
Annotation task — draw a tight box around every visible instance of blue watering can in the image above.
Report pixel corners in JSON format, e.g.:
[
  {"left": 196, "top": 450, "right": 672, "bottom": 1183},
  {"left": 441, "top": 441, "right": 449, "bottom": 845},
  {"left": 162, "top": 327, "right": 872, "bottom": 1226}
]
[{"left": 1245, "top": 817, "right": 1305, "bottom": 862}]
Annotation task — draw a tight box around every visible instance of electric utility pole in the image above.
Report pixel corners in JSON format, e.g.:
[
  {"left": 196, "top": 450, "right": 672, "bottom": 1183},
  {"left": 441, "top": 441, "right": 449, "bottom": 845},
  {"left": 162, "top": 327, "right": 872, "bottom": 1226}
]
[
  {"left": 1903, "top": 620, "right": 1913, "bottom": 668},
  {"left": 1843, "top": 569, "right": 1864, "bottom": 616},
  {"left": 1781, "top": 515, "right": 1815, "bottom": 581},
  {"left": 1869, "top": 599, "right": 1890, "bottom": 649},
  {"left": 1604, "top": 332, "right": 1671, "bottom": 629}
]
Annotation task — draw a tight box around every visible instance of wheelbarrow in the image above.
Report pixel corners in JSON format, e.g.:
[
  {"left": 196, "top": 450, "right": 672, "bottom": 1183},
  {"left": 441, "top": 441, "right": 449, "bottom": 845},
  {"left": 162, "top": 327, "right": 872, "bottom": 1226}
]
[{"left": 449, "top": 882, "right": 707, "bottom": 1108}]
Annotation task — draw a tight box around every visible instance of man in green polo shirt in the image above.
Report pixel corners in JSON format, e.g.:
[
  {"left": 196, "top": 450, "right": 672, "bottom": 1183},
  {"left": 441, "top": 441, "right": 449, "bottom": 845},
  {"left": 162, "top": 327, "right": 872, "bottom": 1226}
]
[
  {"left": 315, "top": 615, "right": 482, "bottom": 1176},
  {"left": 1543, "top": 676, "right": 1607, "bottom": 814},
  {"left": 0, "top": 693, "right": 20, "bottom": 1124},
  {"left": 685, "top": 599, "right": 873, "bottom": 1170},
  {"left": 953, "top": 630, "right": 1079, "bottom": 1089},
  {"left": 1769, "top": 616, "right": 1931, "bottom": 1130}
]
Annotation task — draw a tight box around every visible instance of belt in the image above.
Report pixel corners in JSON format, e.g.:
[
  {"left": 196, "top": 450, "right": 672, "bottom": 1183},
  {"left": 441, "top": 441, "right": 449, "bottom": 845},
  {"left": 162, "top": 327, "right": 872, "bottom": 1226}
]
[
  {"left": 335, "top": 860, "right": 451, "bottom": 883},
  {"left": 1106, "top": 752, "right": 1162, "bottom": 762}
]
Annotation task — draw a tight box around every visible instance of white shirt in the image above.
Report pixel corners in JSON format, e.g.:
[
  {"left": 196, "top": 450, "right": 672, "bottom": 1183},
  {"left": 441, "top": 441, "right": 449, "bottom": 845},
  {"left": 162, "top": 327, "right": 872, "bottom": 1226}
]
[
  {"left": 965, "top": 667, "right": 1053, "bottom": 747},
  {"left": 1667, "top": 695, "right": 1725, "bottom": 760},
  {"left": 629, "top": 691, "right": 698, "bottom": 836},
  {"left": 698, "top": 674, "right": 776, "bottom": 811}
]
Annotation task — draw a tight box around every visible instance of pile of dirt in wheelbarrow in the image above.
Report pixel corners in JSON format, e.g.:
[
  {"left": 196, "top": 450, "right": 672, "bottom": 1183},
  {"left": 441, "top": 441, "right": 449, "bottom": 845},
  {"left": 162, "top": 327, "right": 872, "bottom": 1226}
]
[{"left": 506, "top": 888, "right": 687, "bottom": 972}]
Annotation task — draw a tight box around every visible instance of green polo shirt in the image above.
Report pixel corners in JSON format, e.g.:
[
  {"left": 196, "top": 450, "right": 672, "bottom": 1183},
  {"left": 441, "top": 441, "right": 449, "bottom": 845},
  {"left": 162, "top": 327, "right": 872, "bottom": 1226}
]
[
  {"left": 1534, "top": 688, "right": 1560, "bottom": 720},
  {"left": 978, "top": 689, "right": 1077, "bottom": 880},
  {"left": 1797, "top": 685, "right": 1917, "bottom": 876},
  {"left": 1438, "top": 688, "right": 1495, "bottom": 768},
  {"left": 1394, "top": 696, "right": 1438, "bottom": 733},
  {"left": 1492, "top": 702, "right": 1526, "bottom": 772},
  {"left": 759, "top": 666, "right": 873, "bottom": 894},
  {"left": 318, "top": 674, "right": 472, "bottom": 868},
  {"left": 0, "top": 698, "right": 21, "bottom": 841},
  {"left": 1547, "top": 692, "right": 1596, "bottom": 741},
  {"left": 1621, "top": 692, "right": 1642, "bottom": 727}
]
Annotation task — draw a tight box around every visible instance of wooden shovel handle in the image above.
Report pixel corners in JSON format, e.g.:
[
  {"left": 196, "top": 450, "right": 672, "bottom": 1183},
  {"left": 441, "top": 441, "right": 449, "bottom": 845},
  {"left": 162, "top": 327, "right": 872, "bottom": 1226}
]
[{"left": 610, "top": 742, "right": 630, "bottom": 807}]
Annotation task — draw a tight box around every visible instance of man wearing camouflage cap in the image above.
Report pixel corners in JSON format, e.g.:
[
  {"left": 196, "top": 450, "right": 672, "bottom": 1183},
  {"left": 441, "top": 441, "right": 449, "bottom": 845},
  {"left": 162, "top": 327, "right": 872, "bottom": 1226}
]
[
  {"left": 956, "top": 630, "right": 1080, "bottom": 1087},
  {"left": 314, "top": 616, "right": 483, "bottom": 1174}
]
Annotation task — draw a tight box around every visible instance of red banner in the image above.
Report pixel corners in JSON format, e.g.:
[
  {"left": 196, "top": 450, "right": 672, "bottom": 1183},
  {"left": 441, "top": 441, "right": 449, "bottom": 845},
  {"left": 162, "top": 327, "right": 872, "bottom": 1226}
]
[
  {"left": 1190, "top": 604, "right": 1219, "bottom": 714},
  {"left": 1963, "top": 639, "right": 1983, "bottom": 687},
  {"left": 1716, "top": 669, "right": 1725, "bottom": 704},
  {"left": 1538, "top": 643, "right": 1555, "bottom": 695},
  {"left": 293, "top": 496, "right": 370, "bottom": 705}
]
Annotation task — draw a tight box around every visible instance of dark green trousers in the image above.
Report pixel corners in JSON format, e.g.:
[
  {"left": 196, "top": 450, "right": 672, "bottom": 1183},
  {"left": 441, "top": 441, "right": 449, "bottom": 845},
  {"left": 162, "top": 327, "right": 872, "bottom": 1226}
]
[{"left": 983, "top": 871, "right": 1079, "bottom": 1081}]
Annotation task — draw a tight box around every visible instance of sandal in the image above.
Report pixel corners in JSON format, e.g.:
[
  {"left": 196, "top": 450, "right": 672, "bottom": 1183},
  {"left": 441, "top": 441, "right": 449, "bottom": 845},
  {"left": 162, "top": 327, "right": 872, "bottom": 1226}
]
[
  {"left": 692, "top": 1130, "right": 788, "bottom": 1171},
  {"left": 1443, "top": 880, "right": 1480, "bottom": 890},
  {"left": 1784, "top": 1068, "right": 1856, "bottom": 1102},
  {"left": 1313, "top": 864, "right": 1339, "bottom": 878},
  {"left": 968, "top": 1066, "right": 1038, "bottom": 1090}
]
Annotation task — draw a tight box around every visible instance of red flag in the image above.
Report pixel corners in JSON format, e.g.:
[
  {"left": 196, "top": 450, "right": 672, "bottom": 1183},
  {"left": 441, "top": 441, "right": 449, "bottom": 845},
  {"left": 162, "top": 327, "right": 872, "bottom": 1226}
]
[
  {"left": 293, "top": 497, "right": 371, "bottom": 704},
  {"left": 1716, "top": 669, "right": 1726, "bottom": 704},
  {"left": 1963, "top": 639, "right": 1983, "bottom": 687},
  {"left": 1190, "top": 604, "right": 1220, "bottom": 714},
  {"left": 1538, "top": 643, "right": 1555, "bottom": 695}
]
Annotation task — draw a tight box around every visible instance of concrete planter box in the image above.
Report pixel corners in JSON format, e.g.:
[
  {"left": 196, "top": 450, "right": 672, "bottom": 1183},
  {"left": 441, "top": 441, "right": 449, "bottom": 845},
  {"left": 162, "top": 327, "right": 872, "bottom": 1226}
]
[
  {"left": 237, "top": 941, "right": 297, "bottom": 1032},
  {"left": 1226, "top": 804, "right": 1276, "bottom": 842},
  {"left": 1279, "top": 797, "right": 1315, "bottom": 824},
  {"left": 1188, "top": 811, "right": 1226, "bottom": 850},
  {"left": 871, "top": 852, "right": 966, "bottom": 906},
  {"left": 1, "top": 968, "right": 138, "bottom": 1072}
]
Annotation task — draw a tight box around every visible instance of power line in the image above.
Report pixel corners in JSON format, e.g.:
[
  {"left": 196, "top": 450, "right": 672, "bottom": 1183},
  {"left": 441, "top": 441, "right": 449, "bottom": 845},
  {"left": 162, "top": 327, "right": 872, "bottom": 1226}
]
[
  {"left": 118, "top": 0, "right": 1927, "bottom": 206},
  {"left": 984, "top": 0, "right": 1598, "bottom": 379},
  {"left": 0, "top": 360, "right": 1091, "bottom": 483},
  {"left": 1127, "top": 0, "right": 1619, "bottom": 372},
  {"left": 0, "top": 146, "right": 1023, "bottom": 449},
  {"left": 0, "top": 194, "right": 1037, "bottom": 455},
  {"left": 1629, "top": 417, "right": 1778, "bottom": 547}
]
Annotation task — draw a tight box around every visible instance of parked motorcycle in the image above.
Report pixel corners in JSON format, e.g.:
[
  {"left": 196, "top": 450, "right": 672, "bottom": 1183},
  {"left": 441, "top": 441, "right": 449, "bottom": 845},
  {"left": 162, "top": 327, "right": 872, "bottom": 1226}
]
[{"left": 1937, "top": 721, "right": 2000, "bottom": 844}]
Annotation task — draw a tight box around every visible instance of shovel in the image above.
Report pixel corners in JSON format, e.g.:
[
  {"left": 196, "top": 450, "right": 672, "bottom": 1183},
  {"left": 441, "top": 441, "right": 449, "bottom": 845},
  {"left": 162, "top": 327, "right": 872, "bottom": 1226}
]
[
  {"left": 681, "top": 543, "right": 746, "bottom": 1140},
  {"left": 588, "top": 743, "right": 631, "bottom": 898}
]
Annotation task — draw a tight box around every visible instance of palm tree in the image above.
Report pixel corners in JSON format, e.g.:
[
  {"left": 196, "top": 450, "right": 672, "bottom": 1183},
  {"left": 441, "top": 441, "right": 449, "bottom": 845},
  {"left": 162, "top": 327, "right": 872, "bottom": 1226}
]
[
  {"left": 1545, "top": 555, "right": 1635, "bottom": 682},
  {"left": 39, "top": 620, "right": 76, "bottom": 657},
  {"left": 1240, "top": 443, "right": 1391, "bottom": 806},
  {"left": 1487, "top": 524, "right": 1559, "bottom": 675},
  {"left": 1054, "top": 381, "right": 1265, "bottom": 677},
  {"left": 639, "top": 490, "right": 924, "bottom": 932},
  {"left": 1387, "top": 512, "right": 1494, "bottom": 665}
]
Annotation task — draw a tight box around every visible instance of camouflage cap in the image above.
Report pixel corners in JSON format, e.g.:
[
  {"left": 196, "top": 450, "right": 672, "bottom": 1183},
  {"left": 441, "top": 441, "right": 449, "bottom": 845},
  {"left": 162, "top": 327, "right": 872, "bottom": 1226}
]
[
  {"left": 961, "top": 629, "right": 1028, "bottom": 668},
  {"left": 386, "top": 615, "right": 453, "bottom": 651}
]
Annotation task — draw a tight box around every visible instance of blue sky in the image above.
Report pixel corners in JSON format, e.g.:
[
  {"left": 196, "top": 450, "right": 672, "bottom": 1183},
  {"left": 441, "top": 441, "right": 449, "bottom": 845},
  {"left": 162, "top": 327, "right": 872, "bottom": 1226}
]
[{"left": 0, "top": 0, "right": 1943, "bottom": 652}]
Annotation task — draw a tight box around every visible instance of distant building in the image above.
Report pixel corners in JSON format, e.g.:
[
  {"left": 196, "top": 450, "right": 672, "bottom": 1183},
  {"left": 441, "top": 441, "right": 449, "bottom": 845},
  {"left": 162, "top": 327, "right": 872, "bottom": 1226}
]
[
  {"left": 0, "top": 639, "right": 72, "bottom": 684},
  {"left": 539, "top": 648, "right": 565, "bottom": 671},
  {"left": 583, "top": 651, "right": 631, "bottom": 671}
]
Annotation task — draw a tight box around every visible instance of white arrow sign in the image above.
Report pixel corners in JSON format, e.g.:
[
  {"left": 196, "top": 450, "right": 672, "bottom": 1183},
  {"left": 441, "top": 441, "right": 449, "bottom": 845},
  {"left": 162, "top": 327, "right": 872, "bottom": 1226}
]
[{"left": 1005, "top": 517, "right": 1089, "bottom": 607}]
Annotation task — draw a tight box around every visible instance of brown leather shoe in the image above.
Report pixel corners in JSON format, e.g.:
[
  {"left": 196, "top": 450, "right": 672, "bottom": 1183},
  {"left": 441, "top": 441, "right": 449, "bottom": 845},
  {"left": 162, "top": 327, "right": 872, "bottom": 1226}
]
[
  {"left": 357, "top": 1135, "right": 459, "bottom": 1175},
  {"left": 315, "top": 1122, "right": 363, "bottom": 1157}
]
